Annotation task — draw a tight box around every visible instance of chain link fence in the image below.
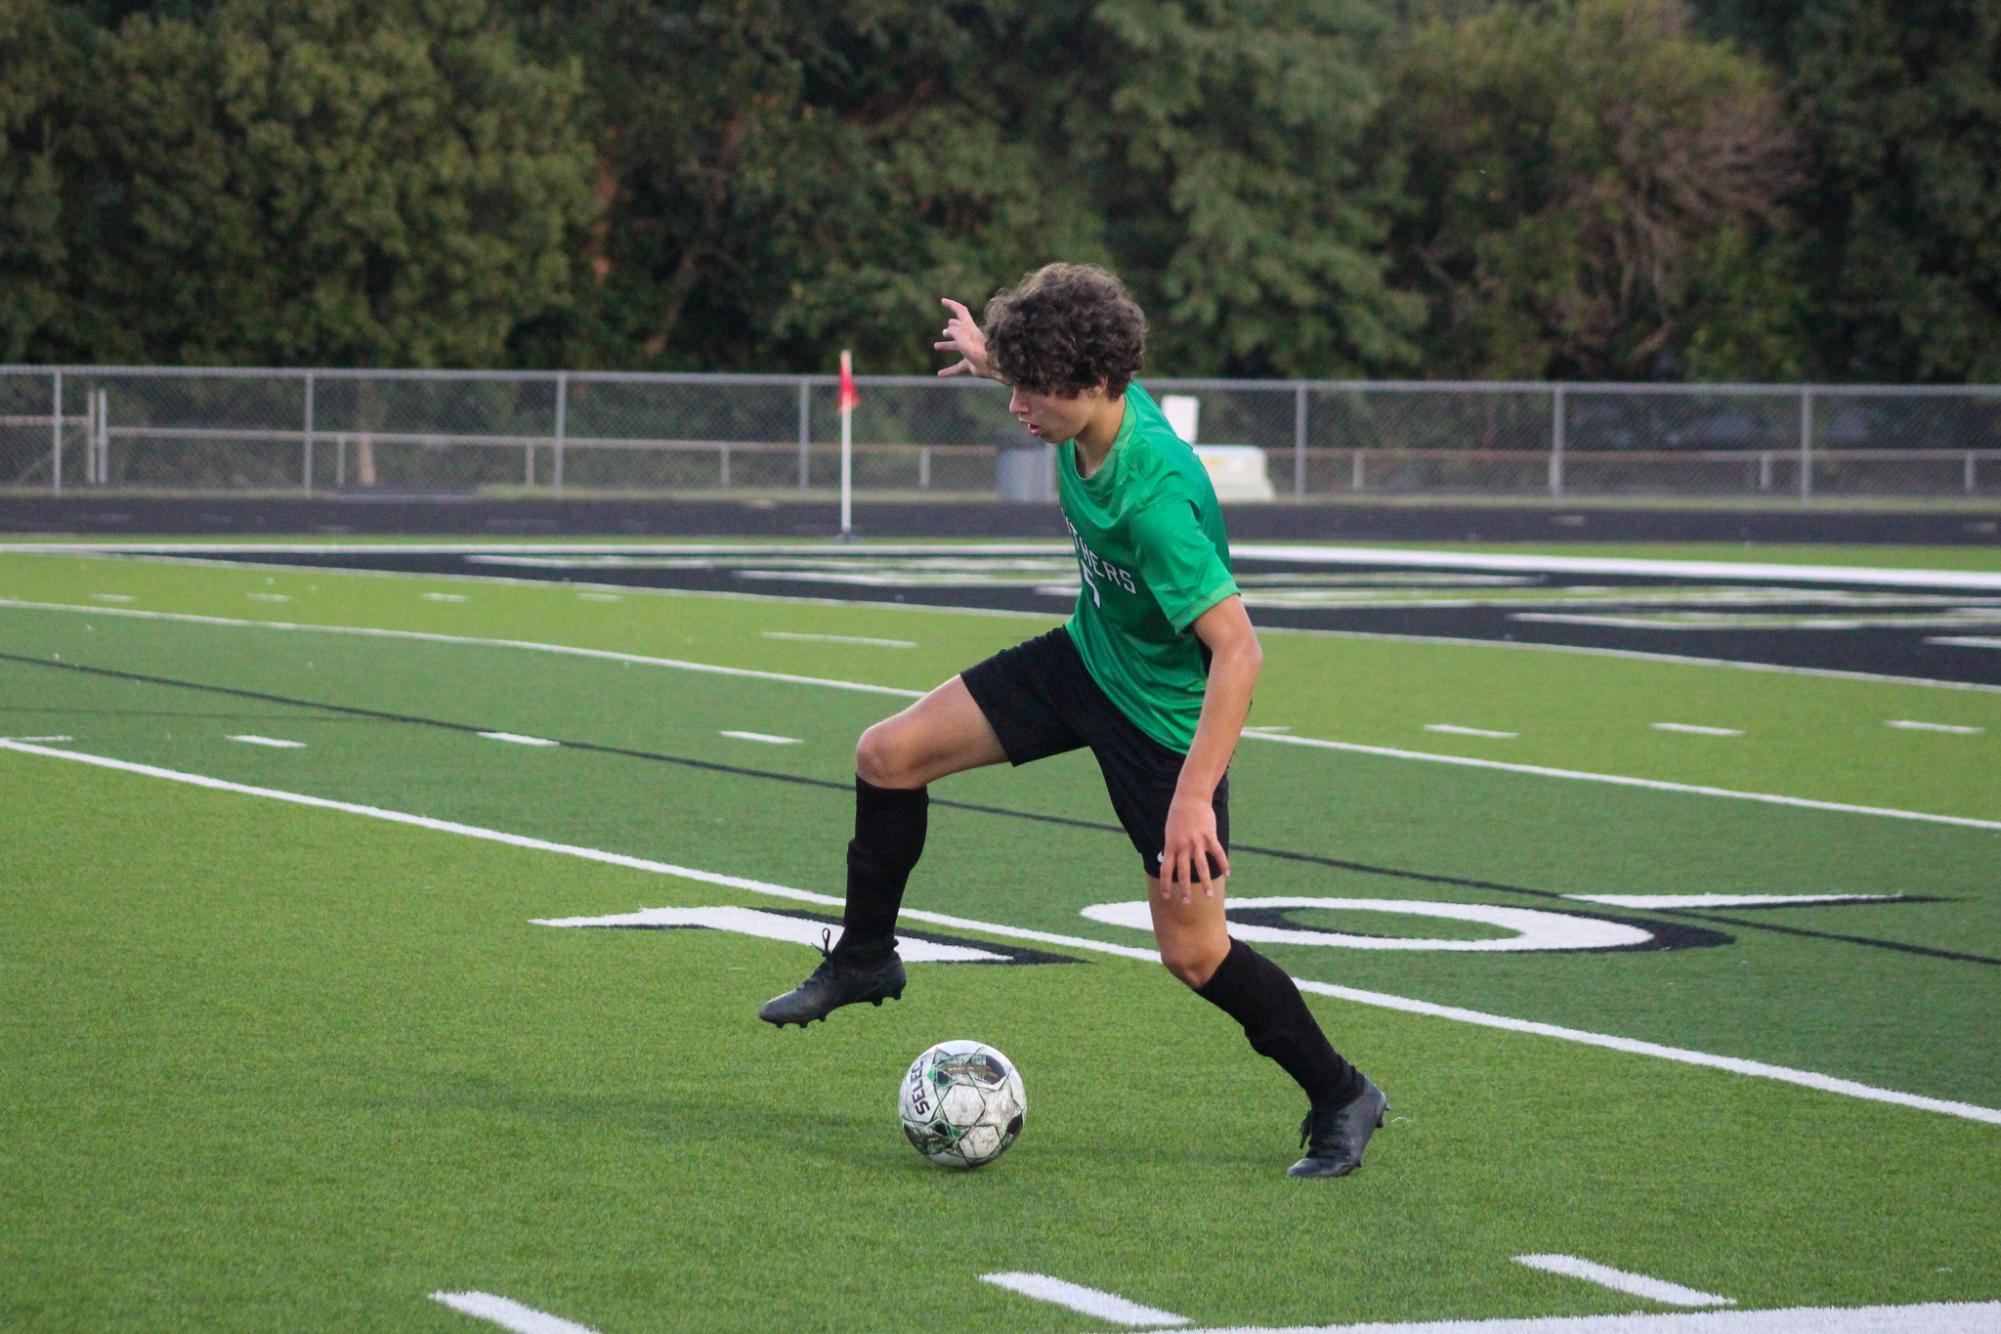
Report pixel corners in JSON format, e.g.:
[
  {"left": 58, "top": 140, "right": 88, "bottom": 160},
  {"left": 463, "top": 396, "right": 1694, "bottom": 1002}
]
[{"left": 3, "top": 367, "right": 1998, "bottom": 500}]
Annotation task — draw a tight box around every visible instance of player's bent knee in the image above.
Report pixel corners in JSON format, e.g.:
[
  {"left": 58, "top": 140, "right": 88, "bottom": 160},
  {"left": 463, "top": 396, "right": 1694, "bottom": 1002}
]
[
  {"left": 1159, "top": 938, "right": 1228, "bottom": 989},
  {"left": 855, "top": 722, "right": 920, "bottom": 789},
  {"left": 854, "top": 724, "right": 897, "bottom": 787}
]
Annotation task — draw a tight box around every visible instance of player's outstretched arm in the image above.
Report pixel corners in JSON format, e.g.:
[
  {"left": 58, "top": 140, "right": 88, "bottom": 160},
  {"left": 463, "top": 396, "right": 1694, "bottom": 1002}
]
[{"left": 934, "top": 298, "right": 997, "bottom": 380}]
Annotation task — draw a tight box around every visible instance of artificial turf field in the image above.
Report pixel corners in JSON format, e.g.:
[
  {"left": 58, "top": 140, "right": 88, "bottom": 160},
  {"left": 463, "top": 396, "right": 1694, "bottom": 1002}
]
[{"left": 1, "top": 543, "right": 1997, "bottom": 1332}]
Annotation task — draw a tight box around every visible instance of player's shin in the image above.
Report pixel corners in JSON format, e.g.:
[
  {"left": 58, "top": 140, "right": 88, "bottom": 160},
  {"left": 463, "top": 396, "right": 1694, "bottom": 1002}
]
[
  {"left": 1195, "top": 938, "right": 1365, "bottom": 1108},
  {"left": 836, "top": 775, "right": 929, "bottom": 962}
]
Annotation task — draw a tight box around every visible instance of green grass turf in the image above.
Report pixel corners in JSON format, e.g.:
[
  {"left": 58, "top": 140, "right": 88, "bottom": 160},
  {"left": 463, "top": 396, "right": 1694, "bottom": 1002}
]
[
  {"left": 2, "top": 598, "right": 1994, "bottom": 1107},
  {"left": 4, "top": 551, "right": 1996, "bottom": 819},
  {"left": 3, "top": 755, "right": 1996, "bottom": 1332},
  {"left": 2, "top": 549, "right": 1998, "bottom": 1328}
]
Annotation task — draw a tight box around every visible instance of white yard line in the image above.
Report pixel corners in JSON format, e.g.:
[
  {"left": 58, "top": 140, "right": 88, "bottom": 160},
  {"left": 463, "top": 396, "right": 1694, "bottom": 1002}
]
[
  {"left": 980, "top": 1273, "right": 1188, "bottom": 1327},
  {"left": 1246, "top": 731, "right": 2001, "bottom": 832},
  {"left": 429, "top": 1291, "right": 598, "bottom": 1334},
  {"left": 719, "top": 730, "right": 801, "bottom": 745},
  {"left": 1886, "top": 720, "right": 1984, "bottom": 735},
  {"left": 33, "top": 547, "right": 2001, "bottom": 692},
  {"left": 420, "top": 591, "right": 469, "bottom": 603},
  {"left": 90, "top": 592, "right": 135, "bottom": 602},
  {"left": 478, "top": 732, "right": 559, "bottom": 747},
  {"left": 1513, "top": 1256, "right": 1732, "bottom": 1308},
  {"left": 247, "top": 593, "right": 292, "bottom": 603},
  {"left": 1926, "top": 636, "right": 2001, "bottom": 649},
  {"left": 1280, "top": 623, "right": 2001, "bottom": 695},
  {"left": 1234, "top": 543, "right": 2001, "bottom": 592},
  {"left": 1564, "top": 893, "right": 1901, "bottom": 910},
  {"left": 1159, "top": 1300, "right": 2001, "bottom": 1333},
  {"left": 4, "top": 599, "right": 1997, "bottom": 830},
  {"left": 762, "top": 630, "right": 917, "bottom": 648},
  {"left": 3, "top": 739, "right": 1996, "bottom": 1128},
  {"left": 2, "top": 734, "right": 72, "bottom": 742},
  {"left": 1650, "top": 723, "right": 1744, "bottom": 737},
  {"left": 1425, "top": 724, "right": 1518, "bottom": 739},
  {"left": 0, "top": 599, "right": 923, "bottom": 700},
  {"left": 227, "top": 735, "right": 305, "bottom": 749},
  {"left": 14, "top": 540, "right": 2001, "bottom": 591}
]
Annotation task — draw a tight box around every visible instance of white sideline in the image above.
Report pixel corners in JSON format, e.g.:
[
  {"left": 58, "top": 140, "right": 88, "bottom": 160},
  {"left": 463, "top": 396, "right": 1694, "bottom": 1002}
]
[
  {"left": 31, "top": 547, "right": 2001, "bottom": 693},
  {"left": 0, "top": 598, "right": 924, "bottom": 699},
  {"left": 2, "top": 738, "right": 1996, "bottom": 1128},
  {"left": 429, "top": 1291, "right": 597, "bottom": 1334},
  {"left": 1248, "top": 732, "right": 2001, "bottom": 832},
  {"left": 13, "top": 540, "right": 2001, "bottom": 591},
  {"left": 980, "top": 1272, "right": 1188, "bottom": 1327},
  {"left": 1155, "top": 1301, "right": 2001, "bottom": 1334},
  {"left": 1236, "top": 544, "right": 2001, "bottom": 593},
  {"left": 761, "top": 630, "right": 917, "bottom": 648},
  {"left": 4, "top": 598, "right": 1998, "bottom": 831},
  {"left": 1513, "top": 1255, "right": 1732, "bottom": 1308}
]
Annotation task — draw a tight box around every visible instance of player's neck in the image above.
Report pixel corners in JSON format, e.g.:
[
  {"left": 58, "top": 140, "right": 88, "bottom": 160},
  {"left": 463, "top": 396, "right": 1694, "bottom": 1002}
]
[{"left": 1072, "top": 395, "right": 1126, "bottom": 476}]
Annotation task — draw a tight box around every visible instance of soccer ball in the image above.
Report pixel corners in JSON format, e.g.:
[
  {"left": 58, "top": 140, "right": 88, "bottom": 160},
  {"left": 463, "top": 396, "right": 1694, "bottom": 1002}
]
[{"left": 897, "top": 1040, "right": 1026, "bottom": 1169}]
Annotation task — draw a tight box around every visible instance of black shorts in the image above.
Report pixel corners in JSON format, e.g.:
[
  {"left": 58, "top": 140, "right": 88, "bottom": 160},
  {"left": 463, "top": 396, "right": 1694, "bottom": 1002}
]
[{"left": 961, "top": 628, "right": 1228, "bottom": 878}]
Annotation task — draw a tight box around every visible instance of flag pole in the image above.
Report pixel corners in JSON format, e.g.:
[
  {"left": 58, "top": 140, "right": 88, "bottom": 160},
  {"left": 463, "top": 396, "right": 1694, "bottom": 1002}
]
[{"left": 838, "top": 349, "right": 856, "bottom": 542}]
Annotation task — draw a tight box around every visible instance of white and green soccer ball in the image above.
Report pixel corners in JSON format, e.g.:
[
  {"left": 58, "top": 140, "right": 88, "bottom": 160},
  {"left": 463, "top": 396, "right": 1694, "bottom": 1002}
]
[{"left": 897, "top": 1040, "right": 1026, "bottom": 1169}]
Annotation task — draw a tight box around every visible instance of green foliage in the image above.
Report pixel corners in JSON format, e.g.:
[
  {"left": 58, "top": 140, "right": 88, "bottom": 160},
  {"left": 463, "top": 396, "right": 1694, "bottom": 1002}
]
[
  {"left": 1377, "top": 0, "right": 1802, "bottom": 380},
  {"left": 7, "top": 0, "right": 1997, "bottom": 382},
  {"left": 520, "top": 0, "right": 1413, "bottom": 377},
  {"left": 34, "top": 0, "right": 597, "bottom": 366},
  {"left": 0, "top": 1, "right": 81, "bottom": 362},
  {"left": 1788, "top": 1, "right": 2001, "bottom": 381},
  {"left": 1687, "top": 0, "right": 2001, "bottom": 381}
]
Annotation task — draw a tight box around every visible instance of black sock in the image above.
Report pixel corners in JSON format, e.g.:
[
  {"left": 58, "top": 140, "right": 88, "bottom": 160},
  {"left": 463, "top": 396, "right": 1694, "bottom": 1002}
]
[
  {"left": 835, "top": 775, "right": 928, "bottom": 962},
  {"left": 1195, "top": 938, "right": 1364, "bottom": 1107}
]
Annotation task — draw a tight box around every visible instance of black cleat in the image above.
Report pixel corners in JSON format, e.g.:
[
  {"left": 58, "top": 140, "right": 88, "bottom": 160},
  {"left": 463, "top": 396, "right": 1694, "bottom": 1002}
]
[
  {"left": 758, "top": 934, "right": 906, "bottom": 1028},
  {"left": 1287, "top": 1076, "right": 1388, "bottom": 1179}
]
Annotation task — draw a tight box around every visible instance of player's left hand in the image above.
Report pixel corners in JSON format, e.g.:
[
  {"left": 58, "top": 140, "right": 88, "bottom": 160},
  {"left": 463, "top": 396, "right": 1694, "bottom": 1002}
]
[
  {"left": 1160, "top": 793, "right": 1229, "bottom": 904},
  {"left": 934, "top": 298, "right": 993, "bottom": 379}
]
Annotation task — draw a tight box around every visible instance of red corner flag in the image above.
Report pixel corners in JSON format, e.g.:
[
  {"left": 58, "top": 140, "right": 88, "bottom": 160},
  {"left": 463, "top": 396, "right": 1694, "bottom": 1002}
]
[{"left": 838, "top": 349, "right": 859, "bottom": 413}]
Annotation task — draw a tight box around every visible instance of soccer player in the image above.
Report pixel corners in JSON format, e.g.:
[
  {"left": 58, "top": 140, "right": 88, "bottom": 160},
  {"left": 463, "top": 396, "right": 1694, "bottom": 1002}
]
[{"left": 759, "top": 263, "right": 1387, "bottom": 1178}]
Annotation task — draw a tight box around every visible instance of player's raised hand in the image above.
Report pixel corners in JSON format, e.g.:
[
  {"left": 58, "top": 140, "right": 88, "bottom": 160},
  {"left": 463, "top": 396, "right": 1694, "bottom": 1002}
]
[{"left": 934, "top": 298, "right": 994, "bottom": 380}]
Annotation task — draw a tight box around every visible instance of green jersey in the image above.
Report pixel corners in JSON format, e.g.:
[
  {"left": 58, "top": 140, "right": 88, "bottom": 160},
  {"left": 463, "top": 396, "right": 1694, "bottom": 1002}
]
[{"left": 1057, "top": 382, "right": 1238, "bottom": 752}]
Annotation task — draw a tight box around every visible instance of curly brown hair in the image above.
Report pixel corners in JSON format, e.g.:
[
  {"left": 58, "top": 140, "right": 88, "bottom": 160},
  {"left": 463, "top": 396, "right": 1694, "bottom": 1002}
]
[{"left": 983, "top": 263, "right": 1147, "bottom": 398}]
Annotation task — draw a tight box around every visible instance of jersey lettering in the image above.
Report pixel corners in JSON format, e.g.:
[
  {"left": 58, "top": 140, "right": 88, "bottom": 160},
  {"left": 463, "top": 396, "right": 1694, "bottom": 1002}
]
[{"left": 1064, "top": 516, "right": 1136, "bottom": 607}]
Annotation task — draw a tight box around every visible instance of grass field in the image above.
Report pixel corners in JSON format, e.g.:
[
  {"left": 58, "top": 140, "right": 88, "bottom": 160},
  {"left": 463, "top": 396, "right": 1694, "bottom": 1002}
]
[{"left": 3, "top": 544, "right": 1997, "bottom": 1332}]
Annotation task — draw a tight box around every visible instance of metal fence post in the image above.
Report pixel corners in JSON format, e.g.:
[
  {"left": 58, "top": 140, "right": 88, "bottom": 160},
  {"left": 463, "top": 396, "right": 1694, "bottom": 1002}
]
[
  {"left": 552, "top": 372, "right": 568, "bottom": 495},
  {"left": 51, "top": 370, "right": 62, "bottom": 495},
  {"left": 1799, "top": 388, "right": 1814, "bottom": 501},
  {"left": 1550, "top": 384, "right": 1566, "bottom": 498},
  {"left": 1293, "top": 383, "right": 1307, "bottom": 497},
  {"left": 797, "top": 379, "right": 811, "bottom": 493},
  {"left": 302, "top": 371, "right": 315, "bottom": 496}
]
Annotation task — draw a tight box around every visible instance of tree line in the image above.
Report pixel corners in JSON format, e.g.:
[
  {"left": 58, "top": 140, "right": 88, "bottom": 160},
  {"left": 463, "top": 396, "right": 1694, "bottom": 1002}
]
[{"left": 3, "top": 0, "right": 1995, "bottom": 382}]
